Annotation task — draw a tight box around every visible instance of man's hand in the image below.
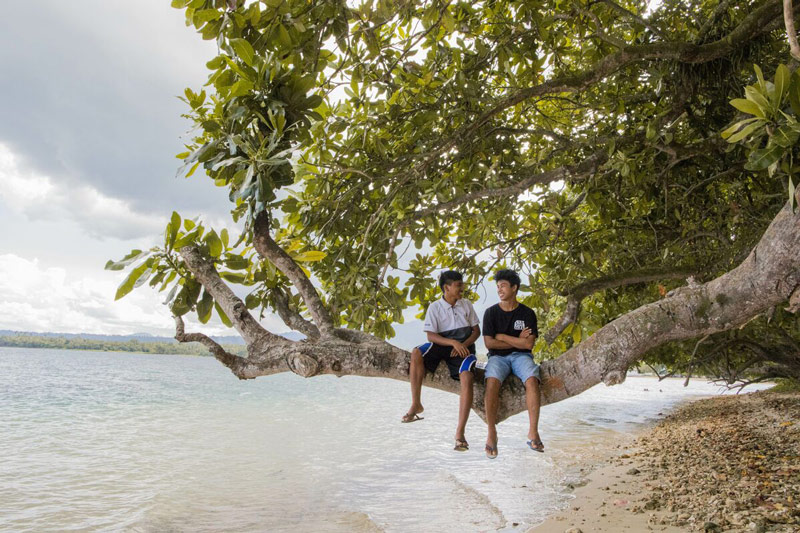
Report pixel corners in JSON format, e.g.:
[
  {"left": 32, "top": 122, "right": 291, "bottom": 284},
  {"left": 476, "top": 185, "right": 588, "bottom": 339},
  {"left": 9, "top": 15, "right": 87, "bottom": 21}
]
[
  {"left": 450, "top": 341, "right": 469, "bottom": 357},
  {"left": 519, "top": 327, "right": 532, "bottom": 339}
]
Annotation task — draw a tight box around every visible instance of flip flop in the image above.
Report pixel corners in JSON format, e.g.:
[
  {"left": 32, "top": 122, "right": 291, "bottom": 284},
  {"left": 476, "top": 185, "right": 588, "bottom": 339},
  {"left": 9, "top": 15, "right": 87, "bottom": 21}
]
[
  {"left": 485, "top": 443, "right": 498, "bottom": 459},
  {"left": 454, "top": 439, "right": 469, "bottom": 452},
  {"left": 527, "top": 438, "right": 545, "bottom": 453},
  {"left": 401, "top": 413, "right": 424, "bottom": 423}
]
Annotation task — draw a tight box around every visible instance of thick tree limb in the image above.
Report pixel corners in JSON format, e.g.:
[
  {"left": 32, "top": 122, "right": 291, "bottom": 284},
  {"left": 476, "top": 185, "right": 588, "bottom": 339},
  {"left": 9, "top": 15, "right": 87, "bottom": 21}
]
[
  {"left": 252, "top": 211, "right": 336, "bottom": 337},
  {"left": 537, "top": 193, "right": 800, "bottom": 411},
  {"left": 543, "top": 267, "right": 698, "bottom": 344},
  {"left": 179, "top": 245, "right": 277, "bottom": 346}
]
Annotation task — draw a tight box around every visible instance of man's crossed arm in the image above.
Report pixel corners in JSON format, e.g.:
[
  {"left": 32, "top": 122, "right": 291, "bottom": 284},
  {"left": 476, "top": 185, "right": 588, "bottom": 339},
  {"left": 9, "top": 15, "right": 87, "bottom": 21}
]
[{"left": 484, "top": 328, "right": 536, "bottom": 351}]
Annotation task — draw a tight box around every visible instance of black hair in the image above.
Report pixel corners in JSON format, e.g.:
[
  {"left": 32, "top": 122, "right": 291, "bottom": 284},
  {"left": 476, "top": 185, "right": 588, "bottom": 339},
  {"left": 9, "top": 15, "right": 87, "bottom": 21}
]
[
  {"left": 494, "top": 269, "right": 521, "bottom": 291},
  {"left": 438, "top": 270, "right": 463, "bottom": 291}
]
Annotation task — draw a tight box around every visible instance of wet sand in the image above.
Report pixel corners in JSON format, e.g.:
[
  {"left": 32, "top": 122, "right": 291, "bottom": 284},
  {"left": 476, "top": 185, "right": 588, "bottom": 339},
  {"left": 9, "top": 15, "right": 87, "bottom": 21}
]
[{"left": 530, "top": 389, "right": 800, "bottom": 532}]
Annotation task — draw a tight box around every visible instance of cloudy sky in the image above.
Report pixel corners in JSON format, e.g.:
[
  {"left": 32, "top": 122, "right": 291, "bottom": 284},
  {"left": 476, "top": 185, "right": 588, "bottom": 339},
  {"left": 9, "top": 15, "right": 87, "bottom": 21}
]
[
  {"left": 0, "top": 1, "right": 284, "bottom": 338},
  {"left": 0, "top": 1, "right": 449, "bottom": 347}
]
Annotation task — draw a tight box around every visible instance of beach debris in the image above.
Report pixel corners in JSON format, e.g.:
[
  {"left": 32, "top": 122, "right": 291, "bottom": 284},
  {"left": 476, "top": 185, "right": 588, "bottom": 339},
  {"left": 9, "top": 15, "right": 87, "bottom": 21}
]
[{"left": 619, "top": 391, "right": 800, "bottom": 531}]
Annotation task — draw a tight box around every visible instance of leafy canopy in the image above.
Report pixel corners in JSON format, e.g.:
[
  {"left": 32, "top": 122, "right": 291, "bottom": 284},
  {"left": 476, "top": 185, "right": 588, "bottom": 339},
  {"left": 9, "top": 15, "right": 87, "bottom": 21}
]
[{"left": 109, "top": 0, "right": 799, "bottom": 379}]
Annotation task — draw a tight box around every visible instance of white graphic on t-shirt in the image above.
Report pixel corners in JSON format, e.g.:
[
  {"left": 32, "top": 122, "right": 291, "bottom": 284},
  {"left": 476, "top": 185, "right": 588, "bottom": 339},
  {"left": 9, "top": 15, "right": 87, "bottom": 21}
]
[{"left": 514, "top": 320, "right": 525, "bottom": 330}]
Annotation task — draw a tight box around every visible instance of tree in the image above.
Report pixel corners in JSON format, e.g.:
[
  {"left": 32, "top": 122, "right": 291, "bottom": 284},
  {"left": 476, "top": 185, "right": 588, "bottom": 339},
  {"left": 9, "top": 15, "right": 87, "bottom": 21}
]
[{"left": 109, "top": 0, "right": 800, "bottom": 421}]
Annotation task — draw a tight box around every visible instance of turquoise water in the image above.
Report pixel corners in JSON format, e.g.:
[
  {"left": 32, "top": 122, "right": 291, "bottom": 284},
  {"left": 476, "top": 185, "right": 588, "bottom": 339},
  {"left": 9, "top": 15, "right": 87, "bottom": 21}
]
[{"left": 0, "top": 347, "right": 766, "bottom": 532}]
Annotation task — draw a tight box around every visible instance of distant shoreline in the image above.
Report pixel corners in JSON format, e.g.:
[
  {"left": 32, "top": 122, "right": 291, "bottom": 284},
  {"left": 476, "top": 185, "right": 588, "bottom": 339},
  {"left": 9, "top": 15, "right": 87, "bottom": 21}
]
[{"left": 0, "top": 334, "right": 247, "bottom": 357}]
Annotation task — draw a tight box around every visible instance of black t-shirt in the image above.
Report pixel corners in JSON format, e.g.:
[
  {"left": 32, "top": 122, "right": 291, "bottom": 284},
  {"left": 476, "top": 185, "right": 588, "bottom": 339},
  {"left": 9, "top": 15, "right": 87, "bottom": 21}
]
[{"left": 482, "top": 303, "right": 538, "bottom": 356}]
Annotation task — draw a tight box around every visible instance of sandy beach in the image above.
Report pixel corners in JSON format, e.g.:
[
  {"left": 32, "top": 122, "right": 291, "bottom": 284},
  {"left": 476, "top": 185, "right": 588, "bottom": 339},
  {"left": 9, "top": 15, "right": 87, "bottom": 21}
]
[{"left": 531, "top": 389, "right": 800, "bottom": 533}]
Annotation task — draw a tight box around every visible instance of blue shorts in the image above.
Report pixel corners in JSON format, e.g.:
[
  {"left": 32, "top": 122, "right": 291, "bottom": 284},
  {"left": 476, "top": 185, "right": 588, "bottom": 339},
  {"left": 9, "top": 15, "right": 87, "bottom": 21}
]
[
  {"left": 484, "top": 352, "right": 540, "bottom": 384},
  {"left": 417, "top": 342, "right": 476, "bottom": 380}
]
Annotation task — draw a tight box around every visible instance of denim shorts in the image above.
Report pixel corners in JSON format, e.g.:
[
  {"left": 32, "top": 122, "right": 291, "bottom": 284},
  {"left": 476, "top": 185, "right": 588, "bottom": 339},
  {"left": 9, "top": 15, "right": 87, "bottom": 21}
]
[{"left": 484, "top": 352, "right": 540, "bottom": 384}]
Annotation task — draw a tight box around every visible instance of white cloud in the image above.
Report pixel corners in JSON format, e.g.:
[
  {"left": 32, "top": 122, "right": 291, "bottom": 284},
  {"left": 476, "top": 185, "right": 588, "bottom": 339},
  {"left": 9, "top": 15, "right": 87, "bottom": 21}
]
[
  {"left": 0, "top": 253, "right": 290, "bottom": 338},
  {"left": 0, "top": 253, "right": 170, "bottom": 334},
  {"left": 0, "top": 143, "right": 165, "bottom": 240}
]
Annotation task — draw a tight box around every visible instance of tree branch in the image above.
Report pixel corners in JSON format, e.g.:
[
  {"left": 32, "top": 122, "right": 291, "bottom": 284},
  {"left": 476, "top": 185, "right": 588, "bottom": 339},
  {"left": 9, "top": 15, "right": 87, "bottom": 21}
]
[
  {"left": 403, "top": 150, "right": 606, "bottom": 226},
  {"left": 252, "top": 211, "right": 336, "bottom": 337},
  {"left": 785, "top": 0, "right": 800, "bottom": 60},
  {"left": 173, "top": 315, "right": 254, "bottom": 378},
  {"left": 543, "top": 267, "right": 698, "bottom": 344},
  {"left": 600, "top": 0, "right": 666, "bottom": 38},
  {"left": 272, "top": 289, "right": 321, "bottom": 340},
  {"left": 178, "top": 245, "right": 277, "bottom": 346}
]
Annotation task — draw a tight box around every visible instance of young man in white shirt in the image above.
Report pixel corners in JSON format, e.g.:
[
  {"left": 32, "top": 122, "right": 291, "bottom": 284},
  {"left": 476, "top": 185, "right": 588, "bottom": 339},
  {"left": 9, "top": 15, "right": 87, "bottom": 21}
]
[{"left": 401, "top": 270, "right": 481, "bottom": 452}]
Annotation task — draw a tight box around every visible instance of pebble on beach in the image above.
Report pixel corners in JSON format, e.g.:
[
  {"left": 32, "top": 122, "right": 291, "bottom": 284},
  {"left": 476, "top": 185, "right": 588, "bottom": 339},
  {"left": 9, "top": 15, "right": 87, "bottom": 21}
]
[{"left": 614, "top": 391, "right": 800, "bottom": 532}]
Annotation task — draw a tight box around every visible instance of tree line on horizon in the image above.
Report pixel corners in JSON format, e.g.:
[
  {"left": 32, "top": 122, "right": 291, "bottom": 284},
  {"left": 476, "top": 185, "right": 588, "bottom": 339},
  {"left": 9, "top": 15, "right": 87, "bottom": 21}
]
[{"left": 0, "top": 334, "right": 247, "bottom": 357}]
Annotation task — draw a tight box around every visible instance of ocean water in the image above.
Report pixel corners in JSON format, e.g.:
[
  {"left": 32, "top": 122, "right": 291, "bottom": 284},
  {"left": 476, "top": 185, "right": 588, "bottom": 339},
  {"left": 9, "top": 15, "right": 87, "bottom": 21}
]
[{"left": 0, "top": 347, "right": 770, "bottom": 532}]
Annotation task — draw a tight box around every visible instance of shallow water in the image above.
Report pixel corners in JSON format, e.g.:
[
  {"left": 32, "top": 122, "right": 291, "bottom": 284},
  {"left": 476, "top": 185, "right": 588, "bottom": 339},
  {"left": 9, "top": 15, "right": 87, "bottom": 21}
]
[{"left": 0, "top": 347, "right": 770, "bottom": 532}]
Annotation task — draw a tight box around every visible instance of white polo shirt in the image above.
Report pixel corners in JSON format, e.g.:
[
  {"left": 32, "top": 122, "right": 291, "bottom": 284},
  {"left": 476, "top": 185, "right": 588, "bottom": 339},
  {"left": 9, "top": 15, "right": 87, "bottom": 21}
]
[{"left": 423, "top": 297, "right": 480, "bottom": 341}]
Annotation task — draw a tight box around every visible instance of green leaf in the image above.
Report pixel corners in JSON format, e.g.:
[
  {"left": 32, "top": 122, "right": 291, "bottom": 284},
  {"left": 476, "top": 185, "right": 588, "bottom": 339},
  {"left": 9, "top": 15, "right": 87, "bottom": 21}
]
[
  {"left": 230, "top": 78, "right": 254, "bottom": 97},
  {"left": 220, "top": 271, "right": 247, "bottom": 283},
  {"left": 215, "top": 301, "right": 233, "bottom": 327},
  {"left": 197, "top": 290, "right": 214, "bottom": 324},
  {"left": 245, "top": 292, "right": 261, "bottom": 310},
  {"left": 224, "top": 254, "right": 249, "bottom": 270},
  {"left": 205, "top": 229, "right": 223, "bottom": 258},
  {"left": 193, "top": 9, "right": 220, "bottom": 25},
  {"left": 727, "top": 121, "right": 764, "bottom": 143},
  {"left": 167, "top": 211, "right": 181, "bottom": 248},
  {"left": 174, "top": 228, "right": 202, "bottom": 249},
  {"left": 772, "top": 124, "right": 800, "bottom": 147},
  {"left": 230, "top": 38, "right": 255, "bottom": 66},
  {"left": 730, "top": 98, "right": 764, "bottom": 118},
  {"left": 185, "top": 162, "right": 200, "bottom": 178},
  {"left": 277, "top": 25, "right": 292, "bottom": 49},
  {"left": 572, "top": 326, "right": 582, "bottom": 344},
  {"left": 745, "top": 144, "right": 783, "bottom": 171},
  {"left": 721, "top": 117, "right": 759, "bottom": 139},
  {"left": 744, "top": 86, "right": 771, "bottom": 116},
  {"left": 105, "top": 249, "right": 146, "bottom": 271},
  {"left": 754, "top": 64, "right": 767, "bottom": 92},
  {"left": 220, "top": 228, "right": 229, "bottom": 249},
  {"left": 773, "top": 64, "right": 790, "bottom": 108},
  {"left": 115, "top": 260, "right": 151, "bottom": 300},
  {"left": 293, "top": 250, "right": 327, "bottom": 262}
]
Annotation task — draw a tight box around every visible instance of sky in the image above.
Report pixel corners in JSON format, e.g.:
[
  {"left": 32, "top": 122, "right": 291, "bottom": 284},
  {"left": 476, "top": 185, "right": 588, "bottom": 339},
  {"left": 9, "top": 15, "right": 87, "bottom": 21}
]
[
  {"left": 0, "top": 0, "right": 470, "bottom": 348},
  {"left": 0, "top": 1, "right": 282, "bottom": 338}
]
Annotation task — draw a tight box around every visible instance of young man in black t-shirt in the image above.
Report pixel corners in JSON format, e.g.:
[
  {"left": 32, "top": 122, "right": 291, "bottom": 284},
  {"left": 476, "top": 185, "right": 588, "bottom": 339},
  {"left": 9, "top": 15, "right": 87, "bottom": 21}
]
[{"left": 482, "top": 269, "right": 544, "bottom": 458}]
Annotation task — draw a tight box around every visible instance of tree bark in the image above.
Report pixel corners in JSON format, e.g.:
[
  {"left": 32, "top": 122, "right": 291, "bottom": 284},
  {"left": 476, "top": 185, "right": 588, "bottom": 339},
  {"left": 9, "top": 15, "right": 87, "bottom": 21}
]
[{"left": 177, "top": 193, "right": 800, "bottom": 423}]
